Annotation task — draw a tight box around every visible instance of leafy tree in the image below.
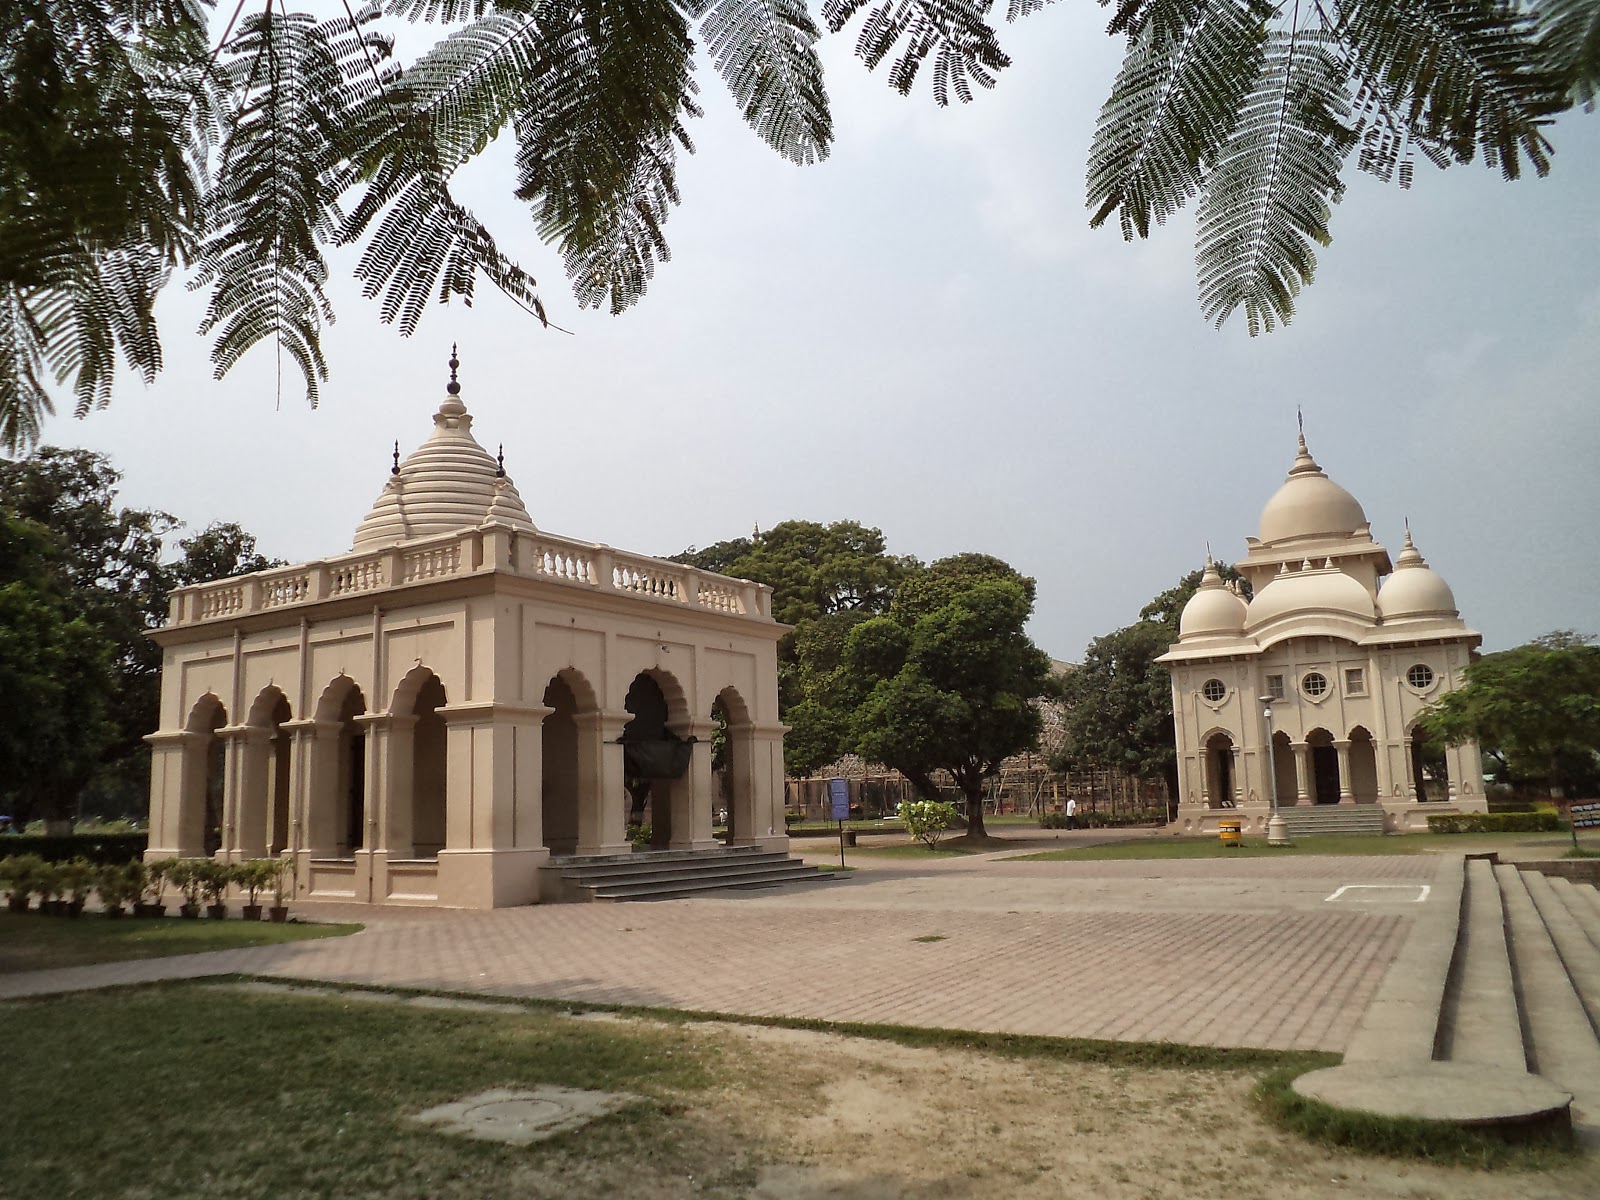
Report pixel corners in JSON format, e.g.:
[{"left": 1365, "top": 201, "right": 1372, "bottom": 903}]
[
  {"left": 168, "top": 521, "right": 286, "bottom": 588},
  {"left": 0, "top": 512, "right": 118, "bottom": 828},
  {"left": 1418, "top": 631, "right": 1600, "bottom": 796},
  {"left": 7, "top": 0, "right": 1596, "bottom": 446},
  {"left": 1055, "top": 561, "right": 1249, "bottom": 802},
  {"left": 845, "top": 558, "right": 1055, "bottom": 838}
]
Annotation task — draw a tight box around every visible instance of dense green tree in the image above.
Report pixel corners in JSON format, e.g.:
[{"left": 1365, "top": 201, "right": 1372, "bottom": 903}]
[
  {"left": 0, "top": 511, "right": 118, "bottom": 827},
  {"left": 168, "top": 521, "right": 286, "bottom": 588},
  {"left": 1418, "top": 631, "right": 1600, "bottom": 796},
  {"left": 6, "top": 0, "right": 1596, "bottom": 445},
  {"left": 1054, "top": 561, "right": 1249, "bottom": 803},
  {"left": 845, "top": 557, "right": 1055, "bottom": 838}
]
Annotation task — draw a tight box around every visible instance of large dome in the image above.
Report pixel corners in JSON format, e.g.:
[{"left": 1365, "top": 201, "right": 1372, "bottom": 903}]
[
  {"left": 351, "top": 353, "right": 536, "bottom": 550},
  {"left": 1258, "top": 435, "right": 1368, "bottom": 545},
  {"left": 1245, "top": 562, "right": 1376, "bottom": 632},
  {"left": 1179, "top": 559, "right": 1247, "bottom": 640},
  {"left": 1377, "top": 529, "right": 1458, "bottom": 621}
]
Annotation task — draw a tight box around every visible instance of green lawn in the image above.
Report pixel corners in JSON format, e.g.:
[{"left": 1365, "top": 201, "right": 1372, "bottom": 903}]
[
  {"left": 1, "top": 983, "right": 763, "bottom": 1200},
  {"left": 1012, "top": 832, "right": 1579, "bottom": 862},
  {"left": 0, "top": 911, "right": 361, "bottom": 974},
  {"left": 843, "top": 842, "right": 981, "bottom": 858}
]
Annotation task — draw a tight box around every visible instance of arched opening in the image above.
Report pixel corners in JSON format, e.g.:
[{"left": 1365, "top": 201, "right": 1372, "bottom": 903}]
[
  {"left": 1348, "top": 726, "right": 1380, "bottom": 804},
  {"left": 1271, "top": 730, "right": 1297, "bottom": 808},
  {"left": 240, "top": 687, "right": 292, "bottom": 858},
  {"left": 714, "top": 687, "right": 755, "bottom": 843},
  {"left": 1307, "top": 728, "right": 1340, "bottom": 805},
  {"left": 624, "top": 673, "right": 686, "bottom": 848},
  {"left": 1410, "top": 726, "right": 1449, "bottom": 802},
  {"left": 407, "top": 672, "right": 448, "bottom": 858},
  {"left": 541, "top": 674, "right": 582, "bottom": 854},
  {"left": 1204, "top": 733, "right": 1235, "bottom": 808},
  {"left": 182, "top": 695, "right": 227, "bottom": 857}
]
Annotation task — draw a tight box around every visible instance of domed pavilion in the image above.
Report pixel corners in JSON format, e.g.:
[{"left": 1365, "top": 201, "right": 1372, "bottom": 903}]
[
  {"left": 144, "top": 353, "right": 790, "bottom": 907},
  {"left": 1158, "top": 431, "right": 1486, "bottom": 835}
]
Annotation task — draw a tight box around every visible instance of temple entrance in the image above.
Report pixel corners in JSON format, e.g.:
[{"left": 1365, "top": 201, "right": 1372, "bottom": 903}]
[
  {"left": 1204, "top": 733, "right": 1235, "bottom": 807},
  {"left": 1411, "top": 727, "right": 1449, "bottom": 802},
  {"left": 1308, "top": 729, "right": 1340, "bottom": 804},
  {"left": 623, "top": 674, "right": 687, "bottom": 849},
  {"left": 541, "top": 675, "right": 582, "bottom": 854},
  {"left": 407, "top": 672, "right": 448, "bottom": 858},
  {"left": 1348, "top": 727, "right": 1379, "bottom": 803},
  {"left": 1271, "top": 730, "right": 1296, "bottom": 808},
  {"left": 240, "top": 687, "right": 292, "bottom": 858}
]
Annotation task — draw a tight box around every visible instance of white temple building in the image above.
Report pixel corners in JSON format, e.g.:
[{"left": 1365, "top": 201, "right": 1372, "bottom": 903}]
[
  {"left": 145, "top": 354, "right": 790, "bottom": 907},
  {"left": 1159, "top": 432, "right": 1487, "bottom": 835}
]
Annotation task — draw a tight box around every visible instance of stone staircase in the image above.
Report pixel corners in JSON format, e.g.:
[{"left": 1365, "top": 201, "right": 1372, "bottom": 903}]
[
  {"left": 1275, "top": 804, "right": 1388, "bottom": 837},
  {"left": 1295, "top": 855, "right": 1600, "bottom": 1140},
  {"left": 539, "top": 846, "right": 834, "bottom": 903}
]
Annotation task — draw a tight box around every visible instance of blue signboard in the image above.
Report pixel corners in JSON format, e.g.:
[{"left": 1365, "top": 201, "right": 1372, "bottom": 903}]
[{"left": 828, "top": 778, "right": 850, "bottom": 821}]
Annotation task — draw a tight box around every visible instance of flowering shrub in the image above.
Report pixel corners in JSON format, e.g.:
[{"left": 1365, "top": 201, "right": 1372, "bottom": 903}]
[{"left": 898, "top": 800, "right": 958, "bottom": 849}]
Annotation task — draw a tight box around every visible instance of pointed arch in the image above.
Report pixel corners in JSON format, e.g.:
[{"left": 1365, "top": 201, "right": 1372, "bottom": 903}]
[
  {"left": 1305, "top": 728, "right": 1340, "bottom": 805},
  {"left": 714, "top": 685, "right": 756, "bottom": 843},
  {"left": 1203, "top": 730, "right": 1236, "bottom": 809},
  {"left": 239, "top": 686, "right": 292, "bottom": 858},
  {"left": 179, "top": 694, "right": 227, "bottom": 856},
  {"left": 1347, "top": 725, "right": 1379, "bottom": 804},
  {"left": 305, "top": 676, "right": 368, "bottom": 855}
]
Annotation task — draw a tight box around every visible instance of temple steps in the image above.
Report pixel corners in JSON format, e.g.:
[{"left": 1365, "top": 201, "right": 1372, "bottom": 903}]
[
  {"left": 1295, "top": 855, "right": 1600, "bottom": 1140},
  {"left": 1274, "top": 804, "right": 1388, "bottom": 838},
  {"left": 541, "top": 847, "right": 834, "bottom": 903}
]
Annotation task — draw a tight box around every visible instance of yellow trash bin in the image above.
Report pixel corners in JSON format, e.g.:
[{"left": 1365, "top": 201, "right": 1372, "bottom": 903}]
[{"left": 1218, "top": 818, "right": 1242, "bottom": 848}]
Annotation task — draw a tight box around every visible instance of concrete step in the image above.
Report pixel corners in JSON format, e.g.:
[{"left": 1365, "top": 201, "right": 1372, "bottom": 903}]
[
  {"left": 1438, "top": 858, "right": 1526, "bottom": 1070},
  {"left": 1275, "top": 805, "right": 1388, "bottom": 837},
  {"left": 1494, "top": 864, "right": 1600, "bottom": 1132},
  {"left": 1569, "top": 878, "right": 1600, "bottom": 927},
  {"left": 1546, "top": 876, "right": 1600, "bottom": 949},
  {"left": 1522, "top": 872, "right": 1600, "bottom": 1035},
  {"left": 576, "top": 857, "right": 815, "bottom": 891},
  {"left": 555, "top": 851, "right": 791, "bottom": 884},
  {"left": 593, "top": 866, "right": 833, "bottom": 902}
]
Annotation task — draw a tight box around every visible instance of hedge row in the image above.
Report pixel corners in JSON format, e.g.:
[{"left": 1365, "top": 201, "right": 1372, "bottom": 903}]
[
  {"left": 1425, "top": 812, "right": 1562, "bottom": 835},
  {"left": 0, "top": 833, "right": 148, "bottom": 864}
]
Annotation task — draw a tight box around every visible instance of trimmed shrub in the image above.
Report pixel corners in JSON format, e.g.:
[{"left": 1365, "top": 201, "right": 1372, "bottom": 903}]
[
  {"left": 1426, "top": 812, "right": 1562, "bottom": 835},
  {"left": 898, "top": 800, "right": 959, "bottom": 849},
  {"left": 0, "top": 833, "right": 147, "bottom": 864}
]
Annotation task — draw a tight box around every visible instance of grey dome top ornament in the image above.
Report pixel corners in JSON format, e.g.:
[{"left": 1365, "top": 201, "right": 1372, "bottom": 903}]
[{"left": 447, "top": 343, "right": 462, "bottom": 396}]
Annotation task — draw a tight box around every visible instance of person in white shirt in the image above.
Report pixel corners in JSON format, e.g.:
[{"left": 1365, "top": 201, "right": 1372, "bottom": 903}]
[{"left": 1064, "top": 797, "right": 1077, "bottom": 830}]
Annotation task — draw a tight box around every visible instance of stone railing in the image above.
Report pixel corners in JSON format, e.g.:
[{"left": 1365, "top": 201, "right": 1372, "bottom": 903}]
[{"left": 165, "top": 525, "right": 773, "bottom": 627}]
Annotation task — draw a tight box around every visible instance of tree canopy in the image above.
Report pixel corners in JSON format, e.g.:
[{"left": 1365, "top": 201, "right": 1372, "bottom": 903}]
[
  {"left": 1055, "top": 561, "right": 1249, "bottom": 801},
  {"left": 5, "top": 0, "right": 1597, "bottom": 446},
  {"left": 1417, "top": 631, "right": 1600, "bottom": 796}
]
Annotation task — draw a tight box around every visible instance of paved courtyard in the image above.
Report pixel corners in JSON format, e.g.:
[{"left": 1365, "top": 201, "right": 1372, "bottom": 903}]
[{"left": 0, "top": 848, "right": 1447, "bottom": 1053}]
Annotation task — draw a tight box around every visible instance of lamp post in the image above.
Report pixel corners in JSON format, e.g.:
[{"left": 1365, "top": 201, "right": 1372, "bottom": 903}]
[{"left": 1260, "top": 694, "right": 1292, "bottom": 847}]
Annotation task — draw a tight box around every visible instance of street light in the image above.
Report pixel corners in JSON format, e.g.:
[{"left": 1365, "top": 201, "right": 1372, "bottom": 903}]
[{"left": 1259, "top": 694, "right": 1292, "bottom": 847}]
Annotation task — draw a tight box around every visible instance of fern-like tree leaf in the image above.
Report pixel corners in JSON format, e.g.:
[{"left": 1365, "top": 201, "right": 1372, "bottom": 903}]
[
  {"left": 1334, "top": 0, "right": 1567, "bottom": 179},
  {"left": 821, "top": 0, "right": 1010, "bottom": 105},
  {"left": 691, "top": 0, "right": 832, "bottom": 163},
  {"left": 1088, "top": 0, "right": 1271, "bottom": 239},
  {"left": 1196, "top": 30, "right": 1355, "bottom": 335},
  {"left": 1536, "top": 0, "right": 1600, "bottom": 106}
]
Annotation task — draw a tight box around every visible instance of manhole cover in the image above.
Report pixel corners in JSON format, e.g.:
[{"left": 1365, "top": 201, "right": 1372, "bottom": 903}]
[{"left": 409, "top": 1087, "right": 641, "bottom": 1146}]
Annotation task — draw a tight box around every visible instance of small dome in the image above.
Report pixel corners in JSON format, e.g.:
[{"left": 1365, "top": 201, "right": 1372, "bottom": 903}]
[
  {"left": 1377, "top": 529, "right": 1458, "bottom": 621},
  {"left": 1179, "top": 559, "right": 1247, "bottom": 640},
  {"left": 1258, "top": 434, "right": 1368, "bottom": 545},
  {"left": 351, "top": 351, "right": 536, "bottom": 550},
  {"left": 1245, "top": 561, "right": 1376, "bottom": 631}
]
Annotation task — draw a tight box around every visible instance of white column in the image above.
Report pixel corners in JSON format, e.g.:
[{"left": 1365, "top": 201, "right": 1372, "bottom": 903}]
[
  {"left": 1335, "top": 740, "right": 1354, "bottom": 804},
  {"left": 1293, "top": 742, "right": 1312, "bottom": 806},
  {"left": 574, "top": 710, "right": 632, "bottom": 856},
  {"left": 665, "top": 717, "right": 719, "bottom": 851}
]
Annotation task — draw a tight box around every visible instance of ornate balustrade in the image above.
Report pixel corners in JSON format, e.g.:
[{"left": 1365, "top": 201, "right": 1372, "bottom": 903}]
[{"left": 166, "top": 525, "right": 773, "bottom": 627}]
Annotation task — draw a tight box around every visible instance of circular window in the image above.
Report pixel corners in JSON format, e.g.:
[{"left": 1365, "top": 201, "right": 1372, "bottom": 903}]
[
  {"left": 1302, "top": 671, "right": 1329, "bottom": 698},
  {"left": 1201, "top": 679, "right": 1227, "bottom": 703},
  {"left": 1407, "top": 663, "right": 1435, "bottom": 690}
]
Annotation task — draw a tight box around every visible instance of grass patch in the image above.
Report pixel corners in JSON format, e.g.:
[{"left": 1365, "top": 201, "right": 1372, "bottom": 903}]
[
  {"left": 1, "top": 981, "right": 762, "bottom": 1200},
  {"left": 911, "top": 934, "right": 947, "bottom": 943},
  {"left": 812, "top": 863, "right": 858, "bottom": 873},
  {"left": 846, "top": 843, "right": 980, "bottom": 858},
  {"left": 1253, "top": 1067, "right": 1579, "bottom": 1170},
  {"left": 1562, "top": 845, "right": 1600, "bottom": 859},
  {"left": 0, "top": 911, "right": 360, "bottom": 974},
  {"left": 1012, "top": 832, "right": 1574, "bottom": 862}
]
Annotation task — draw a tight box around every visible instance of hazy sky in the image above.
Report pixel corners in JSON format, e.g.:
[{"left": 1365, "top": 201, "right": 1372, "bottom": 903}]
[{"left": 34, "top": 9, "right": 1600, "bottom": 660}]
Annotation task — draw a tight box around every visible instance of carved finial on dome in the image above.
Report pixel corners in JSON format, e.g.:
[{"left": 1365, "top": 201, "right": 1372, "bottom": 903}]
[
  {"left": 1395, "top": 520, "right": 1426, "bottom": 569},
  {"left": 391, "top": 440, "right": 400, "bottom": 475},
  {"left": 448, "top": 343, "right": 461, "bottom": 396},
  {"left": 1288, "top": 411, "right": 1322, "bottom": 477},
  {"left": 1199, "top": 551, "right": 1222, "bottom": 587},
  {"left": 436, "top": 345, "right": 468, "bottom": 422},
  {"left": 496, "top": 443, "right": 505, "bottom": 478}
]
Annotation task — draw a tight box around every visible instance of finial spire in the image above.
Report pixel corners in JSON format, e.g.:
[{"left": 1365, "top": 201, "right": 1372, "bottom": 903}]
[
  {"left": 391, "top": 440, "right": 400, "bottom": 475},
  {"left": 447, "top": 343, "right": 461, "bottom": 396},
  {"left": 496, "top": 443, "right": 505, "bottom": 478}
]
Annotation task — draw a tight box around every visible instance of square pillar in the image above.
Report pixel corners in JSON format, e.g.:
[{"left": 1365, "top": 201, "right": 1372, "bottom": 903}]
[
  {"left": 574, "top": 710, "right": 631, "bottom": 856},
  {"left": 665, "top": 718, "right": 719, "bottom": 851},
  {"left": 142, "top": 730, "right": 199, "bottom": 858},
  {"left": 229, "top": 725, "right": 277, "bottom": 860}
]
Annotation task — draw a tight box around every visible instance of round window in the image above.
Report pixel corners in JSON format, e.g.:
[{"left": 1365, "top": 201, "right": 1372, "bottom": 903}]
[
  {"left": 1302, "top": 671, "right": 1329, "bottom": 698},
  {"left": 1202, "top": 679, "right": 1227, "bottom": 703},
  {"left": 1407, "top": 663, "right": 1435, "bottom": 690}
]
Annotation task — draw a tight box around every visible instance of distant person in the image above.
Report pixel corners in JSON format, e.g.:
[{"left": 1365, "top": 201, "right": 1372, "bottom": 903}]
[{"left": 1064, "top": 797, "right": 1077, "bottom": 830}]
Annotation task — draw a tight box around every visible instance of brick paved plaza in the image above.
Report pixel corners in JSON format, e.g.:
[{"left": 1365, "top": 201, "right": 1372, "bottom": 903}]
[{"left": 0, "top": 847, "right": 1444, "bottom": 1053}]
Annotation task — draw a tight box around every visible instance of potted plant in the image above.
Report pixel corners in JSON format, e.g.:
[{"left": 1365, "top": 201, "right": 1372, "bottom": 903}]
[
  {"left": 238, "top": 860, "right": 269, "bottom": 921},
  {"left": 200, "top": 860, "right": 232, "bottom": 919},
  {"left": 96, "top": 862, "right": 135, "bottom": 917},
  {"left": 60, "top": 858, "right": 95, "bottom": 917},
  {"left": 1, "top": 854, "right": 42, "bottom": 914},
  {"left": 267, "top": 857, "right": 292, "bottom": 923},
  {"left": 169, "top": 859, "right": 205, "bottom": 918},
  {"left": 134, "top": 860, "right": 169, "bottom": 917},
  {"left": 40, "top": 861, "right": 69, "bottom": 916}
]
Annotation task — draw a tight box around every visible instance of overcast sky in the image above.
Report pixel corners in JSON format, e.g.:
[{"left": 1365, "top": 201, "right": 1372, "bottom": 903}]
[{"left": 33, "top": 8, "right": 1600, "bottom": 660}]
